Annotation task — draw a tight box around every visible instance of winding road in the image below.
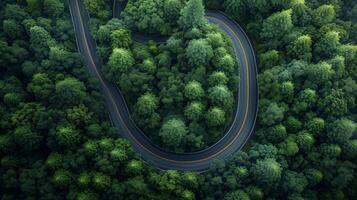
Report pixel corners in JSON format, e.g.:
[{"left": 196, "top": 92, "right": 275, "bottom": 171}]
[{"left": 68, "top": 0, "right": 258, "bottom": 171}]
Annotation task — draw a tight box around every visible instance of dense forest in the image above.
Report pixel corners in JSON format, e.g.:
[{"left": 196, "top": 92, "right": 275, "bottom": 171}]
[
  {"left": 0, "top": 0, "right": 356, "bottom": 199},
  {"left": 91, "top": 0, "right": 240, "bottom": 152}
]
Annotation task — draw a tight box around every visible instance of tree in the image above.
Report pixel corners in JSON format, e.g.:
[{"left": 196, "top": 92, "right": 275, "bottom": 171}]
[
  {"left": 55, "top": 77, "right": 87, "bottom": 107},
  {"left": 263, "top": 124, "right": 287, "bottom": 143},
  {"left": 306, "top": 117, "right": 325, "bottom": 135},
  {"left": 293, "top": 88, "right": 317, "bottom": 112},
  {"left": 186, "top": 39, "right": 213, "bottom": 67},
  {"left": 4, "top": 4, "right": 28, "bottom": 22},
  {"left": 314, "top": 31, "right": 340, "bottom": 59},
  {"left": 206, "top": 33, "right": 225, "bottom": 48},
  {"left": 295, "top": 132, "right": 314, "bottom": 151},
  {"left": 224, "top": 190, "right": 250, "bottom": 200},
  {"left": 3, "top": 92, "right": 24, "bottom": 106},
  {"left": 159, "top": 119, "right": 188, "bottom": 148},
  {"left": 179, "top": 0, "right": 206, "bottom": 30},
  {"left": 45, "top": 153, "right": 63, "bottom": 170},
  {"left": 319, "top": 89, "right": 347, "bottom": 118},
  {"left": 288, "top": 35, "right": 312, "bottom": 61},
  {"left": 55, "top": 125, "right": 81, "bottom": 147},
  {"left": 140, "top": 59, "right": 157, "bottom": 74},
  {"left": 223, "top": 0, "right": 246, "bottom": 19},
  {"left": 291, "top": 1, "right": 311, "bottom": 26},
  {"left": 249, "top": 143, "right": 278, "bottom": 161},
  {"left": 184, "top": 102, "right": 204, "bottom": 121},
  {"left": 281, "top": 170, "right": 308, "bottom": 194},
  {"left": 305, "top": 169, "right": 323, "bottom": 186},
  {"left": 208, "top": 71, "right": 229, "bottom": 86},
  {"left": 43, "top": 0, "right": 64, "bottom": 17},
  {"left": 206, "top": 107, "right": 225, "bottom": 127},
  {"left": 216, "top": 54, "right": 235, "bottom": 73},
  {"left": 13, "top": 126, "right": 42, "bottom": 152},
  {"left": 208, "top": 85, "right": 233, "bottom": 108},
  {"left": 126, "top": 160, "right": 143, "bottom": 175},
  {"left": 327, "top": 119, "right": 355, "bottom": 144},
  {"left": 280, "top": 81, "right": 294, "bottom": 102},
  {"left": 258, "top": 50, "right": 281, "bottom": 70},
  {"left": 30, "top": 26, "right": 51, "bottom": 59},
  {"left": 104, "top": 48, "right": 135, "bottom": 81},
  {"left": 134, "top": 93, "right": 159, "bottom": 116},
  {"left": 261, "top": 103, "right": 285, "bottom": 126},
  {"left": 3, "top": 19, "right": 23, "bottom": 39},
  {"left": 93, "top": 172, "right": 111, "bottom": 190},
  {"left": 123, "top": 0, "right": 167, "bottom": 34},
  {"left": 184, "top": 81, "right": 205, "bottom": 100},
  {"left": 52, "top": 169, "right": 72, "bottom": 186},
  {"left": 110, "top": 28, "right": 132, "bottom": 49},
  {"left": 251, "top": 158, "right": 282, "bottom": 186},
  {"left": 164, "top": 0, "right": 184, "bottom": 24},
  {"left": 261, "top": 9, "right": 293, "bottom": 44},
  {"left": 27, "top": 73, "right": 54, "bottom": 101},
  {"left": 312, "top": 4, "right": 335, "bottom": 26},
  {"left": 279, "top": 138, "right": 299, "bottom": 156}
]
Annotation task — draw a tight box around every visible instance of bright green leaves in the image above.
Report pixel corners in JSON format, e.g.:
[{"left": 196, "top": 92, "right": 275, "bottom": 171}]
[
  {"left": 159, "top": 118, "right": 188, "bottom": 148},
  {"left": 179, "top": 0, "right": 206, "bottom": 30},
  {"left": 105, "top": 48, "right": 135, "bottom": 79},
  {"left": 186, "top": 39, "right": 213, "bottom": 67}
]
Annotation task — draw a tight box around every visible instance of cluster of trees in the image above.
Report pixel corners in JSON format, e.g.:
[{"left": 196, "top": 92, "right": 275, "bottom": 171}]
[
  {"left": 95, "top": 0, "right": 239, "bottom": 152},
  {"left": 122, "top": 0, "right": 185, "bottom": 34},
  {"left": 1, "top": 0, "right": 356, "bottom": 199},
  {"left": 200, "top": 0, "right": 357, "bottom": 199},
  {"left": 0, "top": 1, "right": 201, "bottom": 199}
]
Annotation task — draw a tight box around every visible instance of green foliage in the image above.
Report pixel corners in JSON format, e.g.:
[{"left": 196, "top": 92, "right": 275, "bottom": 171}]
[
  {"left": 123, "top": 0, "right": 170, "bottom": 34},
  {"left": 159, "top": 118, "right": 188, "bottom": 148},
  {"left": 288, "top": 35, "right": 312, "bottom": 61},
  {"left": 206, "top": 107, "right": 225, "bottom": 127},
  {"left": 327, "top": 119, "right": 355, "bottom": 144},
  {"left": 1, "top": 0, "right": 356, "bottom": 199},
  {"left": 134, "top": 93, "right": 159, "bottom": 116},
  {"left": 104, "top": 48, "right": 135, "bottom": 80},
  {"left": 186, "top": 39, "right": 213, "bottom": 67},
  {"left": 93, "top": 172, "right": 111, "bottom": 190},
  {"left": 312, "top": 4, "right": 335, "bottom": 26},
  {"left": 261, "top": 103, "right": 285, "bottom": 126},
  {"left": 52, "top": 169, "right": 72, "bottom": 186},
  {"left": 208, "top": 71, "right": 229, "bottom": 86},
  {"left": 184, "top": 81, "right": 205, "bottom": 100},
  {"left": 43, "top": 0, "right": 64, "bottom": 17},
  {"left": 261, "top": 9, "right": 293, "bottom": 44},
  {"left": 224, "top": 190, "right": 250, "bottom": 200},
  {"left": 251, "top": 158, "right": 282, "bottom": 186},
  {"left": 208, "top": 85, "right": 233, "bottom": 108},
  {"left": 179, "top": 0, "right": 206, "bottom": 30},
  {"left": 27, "top": 73, "right": 54, "bottom": 101},
  {"left": 55, "top": 125, "right": 81, "bottom": 147},
  {"left": 55, "top": 77, "right": 87, "bottom": 107},
  {"left": 184, "top": 102, "right": 204, "bottom": 121},
  {"left": 30, "top": 25, "right": 52, "bottom": 59},
  {"left": 110, "top": 28, "right": 132, "bottom": 49}
]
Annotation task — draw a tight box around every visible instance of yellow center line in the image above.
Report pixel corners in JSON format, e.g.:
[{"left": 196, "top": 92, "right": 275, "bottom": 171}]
[{"left": 76, "top": 0, "right": 250, "bottom": 164}]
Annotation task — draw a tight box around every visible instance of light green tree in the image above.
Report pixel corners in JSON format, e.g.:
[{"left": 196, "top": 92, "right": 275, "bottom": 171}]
[{"left": 179, "top": 0, "right": 206, "bottom": 30}]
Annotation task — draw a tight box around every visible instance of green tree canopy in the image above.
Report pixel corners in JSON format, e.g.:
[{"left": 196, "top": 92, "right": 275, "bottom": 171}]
[
  {"left": 104, "top": 48, "right": 135, "bottom": 81},
  {"left": 55, "top": 77, "right": 87, "bottom": 107},
  {"left": 206, "top": 107, "right": 226, "bottom": 127},
  {"left": 159, "top": 119, "right": 188, "bottom": 148},
  {"left": 186, "top": 39, "right": 213, "bottom": 67},
  {"left": 179, "top": 0, "right": 206, "bottom": 30},
  {"left": 184, "top": 81, "right": 205, "bottom": 100}
]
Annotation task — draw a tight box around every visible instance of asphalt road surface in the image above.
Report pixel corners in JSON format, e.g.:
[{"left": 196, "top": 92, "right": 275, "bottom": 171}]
[{"left": 68, "top": 0, "right": 258, "bottom": 171}]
